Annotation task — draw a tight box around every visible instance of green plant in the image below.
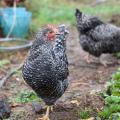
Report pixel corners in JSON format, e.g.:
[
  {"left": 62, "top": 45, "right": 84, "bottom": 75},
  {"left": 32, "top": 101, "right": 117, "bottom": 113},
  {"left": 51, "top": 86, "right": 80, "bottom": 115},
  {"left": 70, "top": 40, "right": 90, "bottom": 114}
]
[
  {"left": 109, "top": 113, "right": 120, "bottom": 120},
  {"left": 8, "top": 90, "right": 41, "bottom": 103},
  {"left": 0, "top": 59, "right": 10, "bottom": 68},
  {"left": 98, "top": 68, "right": 120, "bottom": 120},
  {"left": 78, "top": 109, "right": 91, "bottom": 119},
  {"left": 98, "top": 104, "right": 120, "bottom": 119},
  {"left": 105, "top": 96, "right": 120, "bottom": 104},
  {"left": 114, "top": 53, "right": 120, "bottom": 59}
]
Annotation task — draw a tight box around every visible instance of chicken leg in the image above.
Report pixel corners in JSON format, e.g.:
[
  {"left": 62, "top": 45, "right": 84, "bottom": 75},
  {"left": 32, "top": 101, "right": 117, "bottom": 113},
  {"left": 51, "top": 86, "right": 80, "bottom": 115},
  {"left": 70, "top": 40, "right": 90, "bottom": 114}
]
[
  {"left": 99, "top": 54, "right": 114, "bottom": 67},
  {"left": 37, "top": 106, "right": 53, "bottom": 120},
  {"left": 84, "top": 53, "right": 93, "bottom": 64}
]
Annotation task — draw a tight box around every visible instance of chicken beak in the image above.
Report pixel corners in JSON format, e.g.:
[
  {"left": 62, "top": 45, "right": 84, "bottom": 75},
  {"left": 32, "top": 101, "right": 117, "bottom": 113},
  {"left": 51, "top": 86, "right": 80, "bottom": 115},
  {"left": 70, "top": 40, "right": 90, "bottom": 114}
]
[{"left": 57, "top": 24, "right": 69, "bottom": 35}]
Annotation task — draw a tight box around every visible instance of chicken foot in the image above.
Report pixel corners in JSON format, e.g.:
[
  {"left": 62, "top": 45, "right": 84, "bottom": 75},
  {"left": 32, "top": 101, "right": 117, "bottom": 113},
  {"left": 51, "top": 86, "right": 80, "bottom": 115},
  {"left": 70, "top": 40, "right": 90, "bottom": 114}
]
[
  {"left": 99, "top": 55, "right": 113, "bottom": 67},
  {"left": 84, "top": 53, "right": 93, "bottom": 64},
  {"left": 37, "top": 106, "right": 53, "bottom": 120}
]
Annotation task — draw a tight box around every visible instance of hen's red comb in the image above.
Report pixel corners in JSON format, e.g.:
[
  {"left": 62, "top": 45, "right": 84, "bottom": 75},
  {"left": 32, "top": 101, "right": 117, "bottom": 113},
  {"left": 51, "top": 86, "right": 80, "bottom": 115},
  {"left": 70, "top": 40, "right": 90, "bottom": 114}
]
[{"left": 47, "top": 24, "right": 56, "bottom": 29}]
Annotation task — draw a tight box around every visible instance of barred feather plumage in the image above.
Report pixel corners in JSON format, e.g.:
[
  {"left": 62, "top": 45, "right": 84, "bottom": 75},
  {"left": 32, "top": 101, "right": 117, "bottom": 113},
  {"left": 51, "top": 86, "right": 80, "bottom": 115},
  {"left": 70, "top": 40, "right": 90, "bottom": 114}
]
[
  {"left": 22, "top": 25, "right": 69, "bottom": 105},
  {"left": 75, "top": 9, "right": 120, "bottom": 57}
]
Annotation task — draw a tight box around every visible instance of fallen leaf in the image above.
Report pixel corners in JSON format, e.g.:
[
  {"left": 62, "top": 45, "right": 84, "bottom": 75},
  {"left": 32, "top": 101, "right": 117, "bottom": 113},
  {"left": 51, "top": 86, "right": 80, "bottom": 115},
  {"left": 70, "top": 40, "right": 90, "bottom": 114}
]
[{"left": 70, "top": 100, "right": 80, "bottom": 106}]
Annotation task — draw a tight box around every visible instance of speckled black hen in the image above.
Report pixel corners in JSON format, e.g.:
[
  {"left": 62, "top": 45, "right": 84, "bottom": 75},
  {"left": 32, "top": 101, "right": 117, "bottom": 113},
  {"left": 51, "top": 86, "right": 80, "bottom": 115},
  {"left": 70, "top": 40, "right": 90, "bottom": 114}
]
[
  {"left": 75, "top": 9, "right": 120, "bottom": 66},
  {"left": 22, "top": 25, "right": 69, "bottom": 120}
]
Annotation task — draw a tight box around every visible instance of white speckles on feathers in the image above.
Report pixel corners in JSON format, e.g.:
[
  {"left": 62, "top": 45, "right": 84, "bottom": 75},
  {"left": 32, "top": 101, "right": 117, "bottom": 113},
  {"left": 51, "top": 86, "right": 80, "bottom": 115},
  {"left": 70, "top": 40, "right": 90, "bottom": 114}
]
[{"left": 22, "top": 26, "right": 69, "bottom": 105}]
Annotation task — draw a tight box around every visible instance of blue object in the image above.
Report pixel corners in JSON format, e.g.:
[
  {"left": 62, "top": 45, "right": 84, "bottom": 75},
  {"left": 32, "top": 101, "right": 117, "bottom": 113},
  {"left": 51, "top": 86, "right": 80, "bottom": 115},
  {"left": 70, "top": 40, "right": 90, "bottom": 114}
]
[
  {"left": 1, "top": 7, "right": 32, "bottom": 38},
  {"left": 0, "top": 8, "right": 3, "bottom": 26},
  {"left": 0, "top": 7, "right": 26, "bottom": 26},
  {"left": 2, "top": 7, "right": 26, "bottom": 15}
]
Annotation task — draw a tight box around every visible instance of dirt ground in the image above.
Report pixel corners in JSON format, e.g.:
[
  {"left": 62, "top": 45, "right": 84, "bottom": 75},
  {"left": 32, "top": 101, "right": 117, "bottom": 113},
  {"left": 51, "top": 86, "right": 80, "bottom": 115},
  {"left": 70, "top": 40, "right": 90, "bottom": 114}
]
[{"left": 0, "top": 28, "right": 119, "bottom": 120}]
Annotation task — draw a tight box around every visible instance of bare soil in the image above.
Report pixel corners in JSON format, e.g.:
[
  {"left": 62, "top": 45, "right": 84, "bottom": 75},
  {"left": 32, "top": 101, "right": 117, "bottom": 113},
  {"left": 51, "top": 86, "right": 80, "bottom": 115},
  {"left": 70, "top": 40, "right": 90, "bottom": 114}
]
[{"left": 0, "top": 28, "right": 119, "bottom": 120}]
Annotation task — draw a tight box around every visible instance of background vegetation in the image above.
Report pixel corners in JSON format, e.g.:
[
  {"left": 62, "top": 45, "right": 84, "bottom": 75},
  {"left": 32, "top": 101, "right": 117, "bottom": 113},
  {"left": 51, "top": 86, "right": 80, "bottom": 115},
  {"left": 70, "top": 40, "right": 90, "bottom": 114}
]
[
  {"left": 98, "top": 68, "right": 120, "bottom": 119},
  {"left": 24, "top": 0, "right": 120, "bottom": 31}
]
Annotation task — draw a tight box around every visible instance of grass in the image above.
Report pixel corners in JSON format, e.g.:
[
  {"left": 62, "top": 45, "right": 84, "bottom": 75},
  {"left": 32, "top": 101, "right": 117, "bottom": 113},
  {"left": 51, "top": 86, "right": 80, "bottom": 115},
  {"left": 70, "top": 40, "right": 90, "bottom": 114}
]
[
  {"left": 25, "top": 0, "right": 120, "bottom": 31},
  {"left": 78, "top": 108, "right": 91, "bottom": 119},
  {"left": 8, "top": 90, "right": 41, "bottom": 104},
  {"left": 0, "top": 59, "right": 10, "bottom": 68}
]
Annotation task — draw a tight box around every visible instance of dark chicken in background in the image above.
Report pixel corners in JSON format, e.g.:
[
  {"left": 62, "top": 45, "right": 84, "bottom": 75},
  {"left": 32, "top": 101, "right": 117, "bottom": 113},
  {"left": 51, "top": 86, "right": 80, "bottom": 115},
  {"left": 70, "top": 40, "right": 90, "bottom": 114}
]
[
  {"left": 75, "top": 9, "right": 120, "bottom": 66},
  {"left": 22, "top": 25, "right": 69, "bottom": 120}
]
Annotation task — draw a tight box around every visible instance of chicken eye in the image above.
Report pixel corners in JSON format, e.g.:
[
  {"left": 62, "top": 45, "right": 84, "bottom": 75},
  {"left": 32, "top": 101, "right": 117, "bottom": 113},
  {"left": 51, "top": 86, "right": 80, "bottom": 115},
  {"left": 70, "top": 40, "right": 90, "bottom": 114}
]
[{"left": 49, "top": 31, "right": 53, "bottom": 34}]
